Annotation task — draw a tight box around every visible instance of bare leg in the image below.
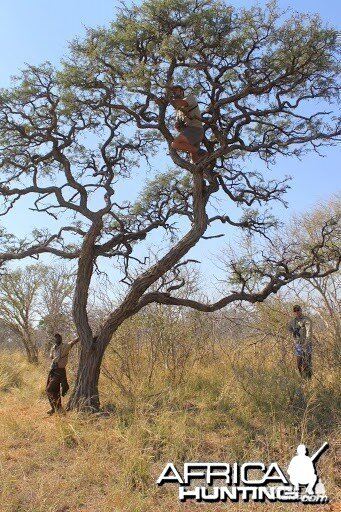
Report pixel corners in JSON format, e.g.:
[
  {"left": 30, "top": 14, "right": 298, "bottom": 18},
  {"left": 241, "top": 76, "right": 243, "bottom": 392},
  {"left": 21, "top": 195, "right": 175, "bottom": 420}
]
[{"left": 172, "top": 134, "right": 199, "bottom": 161}]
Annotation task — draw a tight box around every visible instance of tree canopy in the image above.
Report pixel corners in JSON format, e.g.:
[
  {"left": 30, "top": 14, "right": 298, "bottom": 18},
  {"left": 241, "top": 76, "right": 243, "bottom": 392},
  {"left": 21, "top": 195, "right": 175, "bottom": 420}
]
[{"left": 0, "top": 0, "right": 340, "bottom": 409}]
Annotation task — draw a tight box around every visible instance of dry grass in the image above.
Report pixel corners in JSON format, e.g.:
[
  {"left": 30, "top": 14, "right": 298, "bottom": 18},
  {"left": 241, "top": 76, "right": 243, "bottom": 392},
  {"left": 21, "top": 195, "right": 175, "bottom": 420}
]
[{"left": 0, "top": 338, "right": 340, "bottom": 512}]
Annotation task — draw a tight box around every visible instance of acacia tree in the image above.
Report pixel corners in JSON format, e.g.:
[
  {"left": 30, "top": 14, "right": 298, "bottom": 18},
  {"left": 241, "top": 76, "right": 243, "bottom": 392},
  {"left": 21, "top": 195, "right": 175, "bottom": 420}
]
[{"left": 0, "top": 0, "right": 340, "bottom": 410}]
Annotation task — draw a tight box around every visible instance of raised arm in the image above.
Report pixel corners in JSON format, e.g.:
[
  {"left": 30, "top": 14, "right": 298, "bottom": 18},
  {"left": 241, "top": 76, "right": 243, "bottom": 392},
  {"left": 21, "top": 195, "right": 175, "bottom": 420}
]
[{"left": 69, "top": 337, "right": 80, "bottom": 348}]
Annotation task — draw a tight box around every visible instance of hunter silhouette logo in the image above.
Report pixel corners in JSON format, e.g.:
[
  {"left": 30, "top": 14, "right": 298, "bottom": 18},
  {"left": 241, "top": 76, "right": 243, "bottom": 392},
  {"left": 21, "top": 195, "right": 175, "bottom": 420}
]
[
  {"left": 287, "top": 442, "right": 328, "bottom": 495},
  {"left": 157, "top": 442, "right": 329, "bottom": 504}
]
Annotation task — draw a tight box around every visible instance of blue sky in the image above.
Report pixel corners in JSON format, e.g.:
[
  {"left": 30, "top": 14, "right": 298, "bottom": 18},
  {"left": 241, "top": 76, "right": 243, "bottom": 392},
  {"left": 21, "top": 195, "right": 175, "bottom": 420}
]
[{"left": 0, "top": 0, "right": 340, "bottom": 297}]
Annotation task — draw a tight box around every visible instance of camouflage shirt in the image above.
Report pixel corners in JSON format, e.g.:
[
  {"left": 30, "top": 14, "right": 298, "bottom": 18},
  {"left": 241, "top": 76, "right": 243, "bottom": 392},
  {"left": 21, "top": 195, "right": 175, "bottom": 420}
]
[
  {"left": 176, "top": 93, "right": 203, "bottom": 128},
  {"left": 288, "top": 315, "right": 313, "bottom": 346}
]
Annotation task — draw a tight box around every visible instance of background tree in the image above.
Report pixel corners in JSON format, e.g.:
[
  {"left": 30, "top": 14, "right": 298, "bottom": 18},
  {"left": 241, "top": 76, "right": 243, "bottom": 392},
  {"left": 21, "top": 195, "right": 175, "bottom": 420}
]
[
  {"left": 0, "top": 265, "right": 48, "bottom": 363},
  {"left": 38, "top": 265, "right": 75, "bottom": 352},
  {"left": 288, "top": 196, "right": 341, "bottom": 362},
  {"left": 224, "top": 196, "right": 341, "bottom": 377},
  {"left": 307, "top": 274, "right": 341, "bottom": 349},
  {"left": 283, "top": 197, "right": 341, "bottom": 370},
  {"left": 0, "top": 320, "right": 21, "bottom": 351},
  {"left": 0, "top": 0, "right": 340, "bottom": 410}
]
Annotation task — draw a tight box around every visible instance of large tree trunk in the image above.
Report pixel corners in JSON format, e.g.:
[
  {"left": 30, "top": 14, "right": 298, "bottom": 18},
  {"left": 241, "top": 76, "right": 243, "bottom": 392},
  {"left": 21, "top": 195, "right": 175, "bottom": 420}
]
[
  {"left": 27, "top": 348, "right": 39, "bottom": 364},
  {"left": 68, "top": 173, "right": 208, "bottom": 411},
  {"left": 67, "top": 340, "right": 106, "bottom": 412}
]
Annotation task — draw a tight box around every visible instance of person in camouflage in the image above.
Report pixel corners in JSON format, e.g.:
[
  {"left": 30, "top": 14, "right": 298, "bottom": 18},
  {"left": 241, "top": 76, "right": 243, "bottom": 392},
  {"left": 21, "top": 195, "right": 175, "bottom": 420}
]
[{"left": 288, "top": 305, "right": 313, "bottom": 379}]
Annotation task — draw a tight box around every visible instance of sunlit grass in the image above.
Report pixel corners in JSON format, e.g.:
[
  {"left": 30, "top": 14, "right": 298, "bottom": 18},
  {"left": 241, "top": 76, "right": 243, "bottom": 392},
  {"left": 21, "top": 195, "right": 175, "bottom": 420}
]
[{"left": 0, "top": 341, "right": 339, "bottom": 511}]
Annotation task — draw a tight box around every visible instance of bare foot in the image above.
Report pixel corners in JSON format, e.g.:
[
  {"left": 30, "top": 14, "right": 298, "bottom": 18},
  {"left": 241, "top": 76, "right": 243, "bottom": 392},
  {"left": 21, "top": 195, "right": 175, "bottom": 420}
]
[{"left": 191, "top": 150, "right": 207, "bottom": 164}]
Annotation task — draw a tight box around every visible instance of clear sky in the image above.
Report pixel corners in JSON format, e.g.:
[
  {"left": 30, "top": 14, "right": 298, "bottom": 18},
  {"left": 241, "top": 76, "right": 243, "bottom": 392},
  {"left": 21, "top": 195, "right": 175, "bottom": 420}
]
[{"left": 0, "top": 0, "right": 340, "bottom": 297}]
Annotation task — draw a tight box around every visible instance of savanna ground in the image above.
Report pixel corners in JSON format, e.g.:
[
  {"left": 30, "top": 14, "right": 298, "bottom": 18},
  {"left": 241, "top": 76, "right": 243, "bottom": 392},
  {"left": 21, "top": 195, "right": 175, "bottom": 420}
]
[{"left": 0, "top": 305, "right": 340, "bottom": 512}]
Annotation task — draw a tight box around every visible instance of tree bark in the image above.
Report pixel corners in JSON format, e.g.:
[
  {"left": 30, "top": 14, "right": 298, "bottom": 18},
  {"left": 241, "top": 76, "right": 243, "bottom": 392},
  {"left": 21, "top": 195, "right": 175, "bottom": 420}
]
[
  {"left": 22, "top": 333, "right": 39, "bottom": 364},
  {"left": 67, "top": 341, "right": 106, "bottom": 411},
  {"left": 68, "top": 220, "right": 105, "bottom": 411},
  {"left": 67, "top": 173, "right": 210, "bottom": 411}
]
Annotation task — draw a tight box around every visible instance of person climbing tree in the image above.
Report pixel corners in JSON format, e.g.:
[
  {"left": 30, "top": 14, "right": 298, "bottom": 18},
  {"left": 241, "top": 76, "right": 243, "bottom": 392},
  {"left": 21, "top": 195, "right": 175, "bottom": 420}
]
[
  {"left": 0, "top": 0, "right": 340, "bottom": 411},
  {"left": 169, "top": 85, "right": 207, "bottom": 164},
  {"left": 288, "top": 305, "right": 313, "bottom": 379},
  {"left": 46, "top": 333, "right": 79, "bottom": 415}
]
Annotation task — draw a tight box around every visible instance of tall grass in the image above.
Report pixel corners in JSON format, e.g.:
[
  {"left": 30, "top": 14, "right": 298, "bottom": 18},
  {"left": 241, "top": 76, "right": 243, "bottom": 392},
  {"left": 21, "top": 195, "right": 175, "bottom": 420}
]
[
  {"left": 0, "top": 306, "right": 340, "bottom": 511},
  {"left": 0, "top": 352, "right": 25, "bottom": 391}
]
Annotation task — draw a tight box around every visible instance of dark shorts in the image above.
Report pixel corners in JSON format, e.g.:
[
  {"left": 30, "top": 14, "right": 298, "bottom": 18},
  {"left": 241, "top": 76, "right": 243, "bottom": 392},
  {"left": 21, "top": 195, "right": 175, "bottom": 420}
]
[
  {"left": 46, "top": 368, "right": 69, "bottom": 397},
  {"left": 182, "top": 126, "right": 204, "bottom": 149},
  {"left": 294, "top": 343, "right": 312, "bottom": 357}
]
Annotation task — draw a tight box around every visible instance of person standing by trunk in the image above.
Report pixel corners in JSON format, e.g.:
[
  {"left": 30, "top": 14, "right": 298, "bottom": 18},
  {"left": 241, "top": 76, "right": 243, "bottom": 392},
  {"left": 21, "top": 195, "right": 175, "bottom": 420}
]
[
  {"left": 46, "top": 333, "right": 79, "bottom": 415},
  {"left": 288, "top": 305, "right": 313, "bottom": 379}
]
